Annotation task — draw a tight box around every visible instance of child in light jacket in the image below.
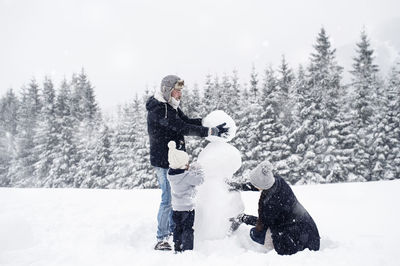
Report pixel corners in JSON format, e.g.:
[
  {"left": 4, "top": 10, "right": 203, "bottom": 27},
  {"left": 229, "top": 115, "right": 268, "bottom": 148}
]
[{"left": 166, "top": 141, "right": 204, "bottom": 252}]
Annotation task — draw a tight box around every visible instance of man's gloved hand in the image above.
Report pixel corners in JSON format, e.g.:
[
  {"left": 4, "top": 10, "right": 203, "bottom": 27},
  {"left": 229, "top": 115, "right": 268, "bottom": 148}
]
[{"left": 209, "top": 122, "right": 229, "bottom": 138}]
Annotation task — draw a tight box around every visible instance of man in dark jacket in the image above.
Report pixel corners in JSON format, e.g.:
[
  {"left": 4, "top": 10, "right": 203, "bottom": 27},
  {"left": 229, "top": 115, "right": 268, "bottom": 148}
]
[
  {"left": 231, "top": 161, "right": 320, "bottom": 255},
  {"left": 146, "top": 75, "right": 229, "bottom": 251}
]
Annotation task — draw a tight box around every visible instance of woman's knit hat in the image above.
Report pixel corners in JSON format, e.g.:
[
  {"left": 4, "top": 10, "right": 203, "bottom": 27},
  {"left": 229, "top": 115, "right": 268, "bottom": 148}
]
[
  {"left": 249, "top": 160, "right": 275, "bottom": 190},
  {"left": 160, "top": 75, "right": 184, "bottom": 102},
  {"left": 168, "top": 141, "right": 189, "bottom": 169}
]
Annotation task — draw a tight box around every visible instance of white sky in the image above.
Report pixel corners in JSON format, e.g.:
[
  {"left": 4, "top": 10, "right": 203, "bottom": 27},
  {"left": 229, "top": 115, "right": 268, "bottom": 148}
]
[{"left": 1, "top": 0, "right": 399, "bottom": 111}]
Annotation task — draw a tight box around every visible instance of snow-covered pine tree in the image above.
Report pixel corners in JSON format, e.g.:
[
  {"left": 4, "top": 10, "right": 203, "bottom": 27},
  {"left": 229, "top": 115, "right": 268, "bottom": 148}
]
[
  {"left": 258, "top": 61, "right": 292, "bottom": 179},
  {"left": 295, "top": 28, "right": 343, "bottom": 184},
  {"left": 8, "top": 80, "right": 42, "bottom": 187},
  {"left": 369, "top": 74, "right": 391, "bottom": 181},
  {"left": 220, "top": 73, "right": 232, "bottom": 115},
  {"left": 331, "top": 93, "right": 362, "bottom": 182},
  {"left": 261, "top": 65, "right": 277, "bottom": 96},
  {"left": 183, "top": 84, "right": 207, "bottom": 160},
  {"left": 134, "top": 94, "right": 156, "bottom": 188},
  {"left": 290, "top": 65, "right": 307, "bottom": 130},
  {"left": 181, "top": 82, "right": 203, "bottom": 118},
  {"left": 260, "top": 65, "right": 294, "bottom": 180},
  {"left": 85, "top": 124, "right": 114, "bottom": 188},
  {"left": 350, "top": 30, "right": 380, "bottom": 181},
  {"left": 109, "top": 102, "right": 139, "bottom": 189},
  {"left": 71, "top": 70, "right": 103, "bottom": 187},
  {"left": 0, "top": 89, "right": 19, "bottom": 186},
  {"left": 212, "top": 75, "right": 223, "bottom": 110},
  {"left": 34, "top": 77, "right": 59, "bottom": 186},
  {"left": 258, "top": 79, "right": 290, "bottom": 179},
  {"left": 45, "top": 79, "right": 78, "bottom": 187},
  {"left": 378, "top": 64, "right": 400, "bottom": 179},
  {"left": 0, "top": 89, "right": 19, "bottom": 135},
  {"left": 249, "top": 64, "right": 259, "bottom": 103},
  {"left": 190, "top": 83, "right": 203, "bottom": 117},
  {"left": 233, "top": 70, "right": 262, "bottom": 179},
  {"left": 139, "top": 90, "right": 156, "bottom": 188},
  {"left": 278, "top": 55, "right": 294, "bottom": 95},
  {"left": 285, "top": 66, "right": 309, "bottom": 184},
  {"left": 277, "top": 55, "right": 295, "bottom": 127},
  {"left": 70, "top": 69, "right": 100, "bottom": 124},
  {"left": 260, "top": 65, "right": 278, "bottom": 114},
  {"left": 202, "top": 74, "right": 217, "bottom": 115},
  {"left": 228, "top": 70, "right": 242, "bottom": 121}
]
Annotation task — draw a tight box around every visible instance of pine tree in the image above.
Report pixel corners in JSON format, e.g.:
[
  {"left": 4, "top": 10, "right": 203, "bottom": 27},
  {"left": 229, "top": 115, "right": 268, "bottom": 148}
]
[
  {"left": 294, "top": 28, "right": 343, "bottom": 183},
  {"left": 202, "top": 74, "right": 216, "bottom": 115},
  {"left": 308, "top": 28, "right": 343, "bottom": 120},
  {"left": 229, "top": 70, "right": 242, "bottom": 121},
  {"left": 71, "top": 69, "right": 100, "bottom": 125},
  {"left": 179, "top": 86, "right": 192, "bottom": 117},
  {"left": 286, "top": 66, "right": 309, "bottom": 184},
  {"left": 83, "top": 125, "right": 114, "bottom": 188},
  {"left": 277, "top": 55, "right": 295, "bottom": 127},
  {"left": 220, "top": 73, "right": 232, "bottom": 114},
  {"left": 249, "top": 64, "right": 259, "bottom": 103},
  {"left": 34, "top": 77, "right": 59, "bottom": 186},
  {"left": 233, "top": 100, "right": 262, "bottom": 179},
  {"left": 71, "top": 69, "right": 102, "bottom": 187},
  {"left": 278, "top": 55, "right": 294, "bottom": 95},
  {"left": 290, "top": 65, "right": 308, "bottom": 129},
  {"left": 261, "top": 65, "right": 277, "bottom": 98},
  {"left": 110, "top": 102, "right": 139, "bottom": 188},
  {"left": 0, "top": 89, "right": 19, "bottom": 135},
  {"left": 380, "top": 64, "right": 400, "bottom": 179},
  {"left": 183, "top": 84, "right": 207, "bottom": 160},
  {"left": 8, "top": 80, "right": 42, "bottom": 186},
  {"left": 0, "top": 89, "right": 19, "bottom": 186},
  {"left": 45, "top": 79, "right": 78, "bottom": 187},
  {"left": 350, "top": 30, "right": 379, "bottom": 126},
  {"left": 131, "top": 94, "right": 155, "bottom": 188},
  {"left": 233, "top": 69, "right": 262, "bottom": 179},
  {"left": 350, "top": 30, "right": 380, "bottom": 181},
  {"left": 190, "top": 83, "right": 203, "bottom": 117},
  {"left": 256, "top": 63, "right": 292, "bottom": 179},
  {"left": 260, "top": 65, "right": 278, "bottom": 117}
]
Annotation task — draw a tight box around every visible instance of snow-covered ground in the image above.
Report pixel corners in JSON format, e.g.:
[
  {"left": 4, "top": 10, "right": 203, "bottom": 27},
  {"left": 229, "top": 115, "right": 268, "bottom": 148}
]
[{"left": 1, "top": 180, "right": 399, "bottom": 266}]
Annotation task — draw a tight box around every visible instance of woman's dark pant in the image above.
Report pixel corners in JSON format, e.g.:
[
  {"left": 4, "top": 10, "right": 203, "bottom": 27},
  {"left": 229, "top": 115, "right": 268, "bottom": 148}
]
[
  {"left": 243, "top": 214, "right": 320, "bottom": 255},
  {"left": 172, "top": 210, "right": 195, "bottom": 252}
]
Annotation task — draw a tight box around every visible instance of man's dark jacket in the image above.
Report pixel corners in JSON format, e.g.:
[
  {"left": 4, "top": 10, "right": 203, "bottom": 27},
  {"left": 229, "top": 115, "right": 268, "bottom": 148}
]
[
  {"left": 253, "top": 175, "right": 320, "bottom": 255},
  {"left": 146, "top": 96, "right": 209, "bottom": 168}
]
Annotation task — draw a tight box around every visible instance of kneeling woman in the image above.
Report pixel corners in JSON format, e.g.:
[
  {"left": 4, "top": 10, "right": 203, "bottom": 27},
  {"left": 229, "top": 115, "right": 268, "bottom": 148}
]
[{"left": 234, "top": 160, "right": 320, "bottom": 255}]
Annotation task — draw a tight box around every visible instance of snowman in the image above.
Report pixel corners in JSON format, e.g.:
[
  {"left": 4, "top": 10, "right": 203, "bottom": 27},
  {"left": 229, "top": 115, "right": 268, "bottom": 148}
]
[{"left": 194, "top": 110, "right": 244, "bottom": 240}]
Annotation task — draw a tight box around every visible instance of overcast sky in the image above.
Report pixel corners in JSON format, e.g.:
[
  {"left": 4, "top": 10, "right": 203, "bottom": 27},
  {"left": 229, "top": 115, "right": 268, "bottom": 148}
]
[{"left": 1, "top": 0, "right": 399, "bottom": 111}]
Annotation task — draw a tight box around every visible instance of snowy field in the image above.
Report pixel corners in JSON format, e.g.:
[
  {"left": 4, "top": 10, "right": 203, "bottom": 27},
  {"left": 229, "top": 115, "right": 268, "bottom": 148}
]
[{"left": 1, "top": 180, "right": 399, "bottom": 266}]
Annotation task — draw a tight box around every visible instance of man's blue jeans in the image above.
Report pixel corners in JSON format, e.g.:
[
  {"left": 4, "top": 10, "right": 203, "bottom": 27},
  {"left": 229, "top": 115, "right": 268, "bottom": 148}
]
[{"left": 155, "top": 167, "right": 175, "bottom": 240}]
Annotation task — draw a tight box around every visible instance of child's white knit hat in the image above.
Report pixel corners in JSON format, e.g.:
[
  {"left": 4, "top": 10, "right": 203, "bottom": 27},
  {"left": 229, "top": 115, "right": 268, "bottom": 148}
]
[{"left": 168, "top": 141, "right": 189, "bottom": 169}]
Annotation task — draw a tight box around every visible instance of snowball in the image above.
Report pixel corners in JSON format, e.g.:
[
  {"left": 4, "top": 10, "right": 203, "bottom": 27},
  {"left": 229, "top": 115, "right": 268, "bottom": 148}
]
[
  {"left": 197, "top": 142, "right": 242, "bottom": 177},
  {"left": 202, "top": 110, "right": 237, "bottom": 142}
]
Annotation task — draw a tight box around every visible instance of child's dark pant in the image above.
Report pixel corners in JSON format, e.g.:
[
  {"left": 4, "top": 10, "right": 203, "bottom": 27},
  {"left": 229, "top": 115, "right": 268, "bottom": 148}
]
[{"left": 172, "top": 210, "right": 195, "bottom": 252}]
